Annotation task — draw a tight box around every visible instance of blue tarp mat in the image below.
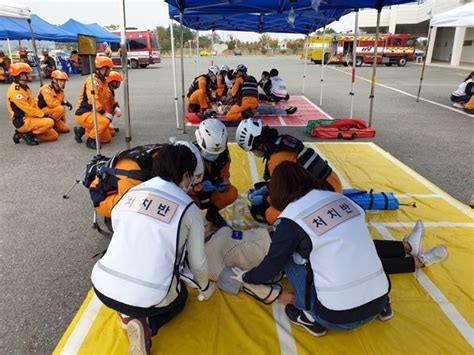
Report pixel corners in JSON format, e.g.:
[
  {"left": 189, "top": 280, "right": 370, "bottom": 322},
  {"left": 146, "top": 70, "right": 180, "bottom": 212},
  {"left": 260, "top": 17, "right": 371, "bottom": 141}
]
[
  {"left": 59, "top": 19, "right": 120, "bottom": 43},
  {"left": 0, "top": 14, "right": 76, "bottom": 42}
]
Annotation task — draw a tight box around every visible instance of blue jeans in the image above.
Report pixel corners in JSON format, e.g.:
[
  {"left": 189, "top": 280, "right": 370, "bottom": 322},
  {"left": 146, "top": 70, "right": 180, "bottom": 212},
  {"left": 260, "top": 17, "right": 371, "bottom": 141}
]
[
  {"left": 256, "top": 105, "right": 286, "bottom": 115},
  {"left": 284, "top": 258, "right": 378, "bottom": 331}
]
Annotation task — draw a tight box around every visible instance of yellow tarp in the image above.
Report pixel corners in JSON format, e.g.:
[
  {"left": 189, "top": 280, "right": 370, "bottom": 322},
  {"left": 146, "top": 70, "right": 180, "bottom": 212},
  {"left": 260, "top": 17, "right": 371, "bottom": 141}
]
[{"left": 54, "top": 143, "right": 474, "bottom": 355}]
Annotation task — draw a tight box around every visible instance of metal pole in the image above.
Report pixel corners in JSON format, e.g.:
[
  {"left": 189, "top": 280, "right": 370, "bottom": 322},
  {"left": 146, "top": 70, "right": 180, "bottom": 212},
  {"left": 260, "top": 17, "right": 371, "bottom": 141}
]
[
  {"left": 211, "top": 29, "right": 215, "bottom": 66},
  {"left": 195, "top": 30, "right": 199, "bottom": 76},
  {"left": 416, "top": 26, "right": 432, "bottom": 102},
  {"left": 89, "top": 57, "right": 101, "bottom": 155},
  {"left": 349, "top": 10, "right": 359, "bottom": 118},
  {"left": 319, "top": 26, "right": 326, "bottom": 106},
  {"left": 119, "top": 0, "right": 132, "bottom": 148},
  {"left": 368, "top": 8, "right": 382, "bottom": 126},
  {"left": 7, "top": 38, "right": 13, "bottom": 60},
  {"left": 302, "top": 35, "right": 309, "bottom": 94},
  {"left": 179, "top": 13, "right": 186, "bottom": 133},
  {"left": 170, "top": 19, "right": 180, "bottom": 129},
  {"left": 26, "top": 19, "right": 43, "bottom": 86}
]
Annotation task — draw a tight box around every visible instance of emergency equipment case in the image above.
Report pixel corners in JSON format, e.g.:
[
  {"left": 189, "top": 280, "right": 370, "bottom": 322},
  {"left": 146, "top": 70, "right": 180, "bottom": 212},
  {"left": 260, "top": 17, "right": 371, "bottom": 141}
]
[{"left": 307, "top": 119, "right": 376, "bottom": 139}]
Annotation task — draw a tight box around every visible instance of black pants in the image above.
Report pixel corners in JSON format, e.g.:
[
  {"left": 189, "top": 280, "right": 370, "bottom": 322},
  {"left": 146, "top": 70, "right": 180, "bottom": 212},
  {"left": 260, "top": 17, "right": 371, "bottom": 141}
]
[
  {"left": 374, "top": 240, "right": 415, "bottom": 275},
  {"left": 94, "top": 281, "right": 188, "bottom": 335}
]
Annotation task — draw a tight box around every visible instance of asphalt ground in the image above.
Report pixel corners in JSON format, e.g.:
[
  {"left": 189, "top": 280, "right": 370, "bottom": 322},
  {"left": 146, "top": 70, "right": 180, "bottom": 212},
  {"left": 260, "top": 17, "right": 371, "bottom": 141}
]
[{"left": 0, "top": 55, "right": 472, "bottom": 354}]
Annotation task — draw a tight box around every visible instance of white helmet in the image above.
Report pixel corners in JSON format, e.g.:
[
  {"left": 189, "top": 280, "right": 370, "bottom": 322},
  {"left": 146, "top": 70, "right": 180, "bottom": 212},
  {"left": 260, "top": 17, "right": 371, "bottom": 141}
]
[
  {"left": 220, "top": 64, "right": 229, "bottom": 72},
  {"left": 235, "top": 64, "right": 247, "bottom": 74},
  {"left": 235, "top": 118, "right": 263, "bottom": 151},
  {"left": 208, "top": 65, "right": 219, "bottom": 76},
  {"left": 174, "top": 141, "right": 204, "bottom": 184},
  {"left": 195, "top": 119, "right": 228, "bottom": 155}
]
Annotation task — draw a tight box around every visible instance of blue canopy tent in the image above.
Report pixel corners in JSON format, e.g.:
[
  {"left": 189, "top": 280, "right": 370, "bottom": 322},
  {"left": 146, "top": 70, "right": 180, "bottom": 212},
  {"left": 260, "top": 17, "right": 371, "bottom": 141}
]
[
  {"left": 0, "top": 15, "right": 76, "bottom": 42},
  {"left": 59, "top": 19, "right": 120, "bottom": 43},
  {"left": 165, "top": 0, "right": 416, "bottom": 125}
]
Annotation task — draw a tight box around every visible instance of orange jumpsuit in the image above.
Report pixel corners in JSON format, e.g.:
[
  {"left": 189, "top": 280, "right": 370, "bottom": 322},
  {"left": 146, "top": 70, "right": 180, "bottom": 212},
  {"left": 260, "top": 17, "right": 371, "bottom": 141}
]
[
  {"left": 188, "top": 76, "right": 210, "bottom": 112},
  {"left": 6, "top": 83, "right": 57, "bottom": 141},
  {"left": 91, "top": 159, "right": 143, "bottom": 218},
  {"left": 71, "top": 53, "right": 80, "bottom": 70},
  {"left": 215, "top": 73, "right": 227, "bottom": 97},
  {"left": 264, "top": 151, "right": 343, "bottom": 224},
  {"left": 74, "top": 74, "right": 112, "bottom": 143},
  {"left": 37, "top": 84, "right": 70, "bottom": 133},
  {"left": 226, "top": 76, "right": 259, "bottom": 121}
]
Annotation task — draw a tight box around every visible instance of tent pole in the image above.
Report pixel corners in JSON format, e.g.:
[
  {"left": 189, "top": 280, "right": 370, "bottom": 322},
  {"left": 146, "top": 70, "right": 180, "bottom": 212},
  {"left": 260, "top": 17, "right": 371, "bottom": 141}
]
[
  {"left": 368, "top": 7, "right": 381, "bottom": 126},
  {"left": 170, "top": 19, "right": 180, "bottom": 130},
  {"left": 196, "top": 30, "right": 200, "bottom": 76},
  {"left": 349, "top": 10, "right": 359, "bottom": 118},
  {"left": 416, "top": 25, "right": 432, "bottom": 102},
  {"left": 319, "top": 26, "right": 326, "bottom": 107},
  {"left": 211, "top": 29, "right": 215, "bottom": 66},
  {"left": 7, "top": 38, "right": 13, "bottom": 60},
  {"left": 302, "top": 35, "right": 309, "bottom": 94},
  {"left": 27, "top": 19, "right": 43, "bottom": 86},
  {"left": 119, "top": 0, "right": 132, "bottom": 148},
  {"left": 180, "top": 13, "right": 186, "bottom": 134}
]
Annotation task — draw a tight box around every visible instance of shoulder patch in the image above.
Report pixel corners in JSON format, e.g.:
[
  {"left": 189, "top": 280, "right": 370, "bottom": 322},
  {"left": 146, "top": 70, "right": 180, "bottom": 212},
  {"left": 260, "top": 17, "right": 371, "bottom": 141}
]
[
  {"left": 15, "top": 94, "right": 24, "bottom": 100},
  {"left": 93, "top": 80, "right": 99, "bottom": 87},
  {"left": 46, "top": 89, "right": 51, "bottom": 94},
  {"left": 15, "top": 85, "right": 21, "bottom": 90}
]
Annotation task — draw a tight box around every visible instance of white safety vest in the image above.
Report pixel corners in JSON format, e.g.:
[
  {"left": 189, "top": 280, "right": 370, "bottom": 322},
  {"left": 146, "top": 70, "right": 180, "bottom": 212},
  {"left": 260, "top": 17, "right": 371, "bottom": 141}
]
[
  {"left": 453, "top": 78, "right": 472, "bottom": 97},
  {"left": 270, "top": 76, "right": 288, "bottom": 98},
  {"left": 91, "top": 177, "right": 193, "bottom": 308},
  {"left": 280, "top": 190, "right": 389, "bottom": 311}
]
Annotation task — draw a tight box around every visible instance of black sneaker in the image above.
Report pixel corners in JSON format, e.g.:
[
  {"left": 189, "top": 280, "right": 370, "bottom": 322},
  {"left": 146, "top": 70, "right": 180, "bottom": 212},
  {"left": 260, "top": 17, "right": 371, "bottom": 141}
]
[
  {"left": 378, "top": 303, "right": 394, "bottom": 321},
  {"left": 205, "top": 206, "right": 227, "bottom": 228},
  {"left": 285, "top": 106, "right": 298, "bottom": 115},
  {"left": 21, "top": 132, "right": 39, "bottom": 146},
  {"left": 284, "top": 304, "right": 327, "bottom": 337},
  {"left": 74, "top": 126, "right": 85, "bottom": 143}
]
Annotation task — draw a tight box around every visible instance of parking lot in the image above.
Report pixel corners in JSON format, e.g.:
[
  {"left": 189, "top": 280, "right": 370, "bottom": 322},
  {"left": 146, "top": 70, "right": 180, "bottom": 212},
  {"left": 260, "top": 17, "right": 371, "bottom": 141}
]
[{"left": 0, "top": 55, "right": 472, "bottom": 353}]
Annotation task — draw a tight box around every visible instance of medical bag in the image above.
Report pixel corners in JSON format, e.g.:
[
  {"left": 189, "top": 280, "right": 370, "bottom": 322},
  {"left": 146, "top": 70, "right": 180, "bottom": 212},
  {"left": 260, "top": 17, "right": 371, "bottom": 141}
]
[{"left": 307, "top": 118, "right": 376, "bottom": 139}]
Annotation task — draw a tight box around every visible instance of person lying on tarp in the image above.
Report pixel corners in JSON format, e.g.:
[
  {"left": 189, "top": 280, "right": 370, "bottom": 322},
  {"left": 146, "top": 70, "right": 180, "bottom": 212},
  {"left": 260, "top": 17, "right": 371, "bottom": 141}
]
[
  {"left": 187, "top": 66, "right": 218, "bottom": 115},
  {"left": 91, "top": 144, "right": 215, "bottom": 355},
  {"left": 236, "top": 118, "right": 342, "bottom": 224},
  {"left": 210, "top": 102, "right": 297, "bottom": 117},
  {"left": 258, "top": 68, "right": 290, "bottom": 102}
]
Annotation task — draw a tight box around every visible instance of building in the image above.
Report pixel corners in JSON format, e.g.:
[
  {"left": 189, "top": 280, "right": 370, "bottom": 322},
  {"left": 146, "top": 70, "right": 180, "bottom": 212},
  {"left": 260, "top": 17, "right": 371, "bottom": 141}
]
[{"left": 358, "top": 0, "right": 473, "bottom": 66}]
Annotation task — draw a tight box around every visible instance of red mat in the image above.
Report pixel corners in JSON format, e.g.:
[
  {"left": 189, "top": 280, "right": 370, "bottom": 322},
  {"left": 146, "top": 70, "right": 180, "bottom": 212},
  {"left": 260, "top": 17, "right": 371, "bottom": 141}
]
[{"left": 185, "top": 95, "right": 333, "bottom": 127}]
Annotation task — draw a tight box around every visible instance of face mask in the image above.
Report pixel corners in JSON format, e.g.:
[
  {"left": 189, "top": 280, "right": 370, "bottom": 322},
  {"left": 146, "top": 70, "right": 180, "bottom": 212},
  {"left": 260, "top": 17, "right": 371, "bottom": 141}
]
[
  {"left": 252, "top": 150, "right": 265, "bottom": 158},
  {"left": 181, "top": 173, "right": 193, "bottom": 192},
  {"left": 202, "top": 151, "right": 219, "bottom": 162}
]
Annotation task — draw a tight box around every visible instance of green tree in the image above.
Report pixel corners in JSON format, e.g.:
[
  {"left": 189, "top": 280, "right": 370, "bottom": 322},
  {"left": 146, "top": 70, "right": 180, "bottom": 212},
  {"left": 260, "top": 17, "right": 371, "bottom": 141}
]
[
  {"left": 105, "top": 24, "right": 119, "bottom": 31},
  {"left": 156, "top": 26, "right": 171, "bottom": 53},
  {"left": 258, "top": 34, "right": 271, "bottom": 49},
  {"left": 269, "top": 38, "right": 279, "bottom": 54},
  {"left": 226, "top": 34, "right": 236, "bottom": 51},
  {"left": 316, "top": 27, "right": 336, "bottom": 35},
  {"left": 287, "top": 38, "right": 305, "bottom": 54},
  {"left": 167, "top": 24, "right": 194, "bottom": 47}
]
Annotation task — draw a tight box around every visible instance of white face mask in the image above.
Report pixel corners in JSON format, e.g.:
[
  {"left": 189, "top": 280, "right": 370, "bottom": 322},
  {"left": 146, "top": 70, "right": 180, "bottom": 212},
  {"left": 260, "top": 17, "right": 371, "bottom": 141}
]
[
  {"left": 181, "top": 173, "right": 193, "bottom": 192},
  {"left": 202, "top": 151, "right": 219, "bottom": 162}
]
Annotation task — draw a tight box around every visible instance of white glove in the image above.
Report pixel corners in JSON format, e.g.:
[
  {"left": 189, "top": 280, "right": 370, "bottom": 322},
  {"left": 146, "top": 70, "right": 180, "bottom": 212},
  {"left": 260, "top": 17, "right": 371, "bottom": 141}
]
[
  {"left": 114, "top": 107, "right": 122, "bottom": 117},
  {"left": 197, "top": 281, "right": 216, "bottom": 301},
  {"left": 229, "top": 267, "right": 246, "bottom": 283},
  {"left": 104, "top": 112, "right": 114, "bottom": 121}
]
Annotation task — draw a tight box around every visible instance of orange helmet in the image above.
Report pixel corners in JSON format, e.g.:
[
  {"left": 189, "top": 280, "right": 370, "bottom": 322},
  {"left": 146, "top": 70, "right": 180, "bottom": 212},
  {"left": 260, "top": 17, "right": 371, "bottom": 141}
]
[
  {"left": 95, "top": 56, "right": 114, "bottom": 69},
  {"left": 10, "top": 63, "right": 32, "bottom": 76},
  {"left": 106, "top": 70, "right": 123, "bottom": 83},
  {"left": 51, "top": 70, "right": 69, "bottom": 81}
]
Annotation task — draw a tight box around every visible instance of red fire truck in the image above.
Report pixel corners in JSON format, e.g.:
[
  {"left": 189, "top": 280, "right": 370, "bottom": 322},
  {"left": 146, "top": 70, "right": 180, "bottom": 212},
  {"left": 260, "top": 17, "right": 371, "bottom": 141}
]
[
  {"left": 334, "top": 33, "right": 416, "bottom": 67},
  {"left": 110, "top": 29, "right": 161, "bottom": 68}
]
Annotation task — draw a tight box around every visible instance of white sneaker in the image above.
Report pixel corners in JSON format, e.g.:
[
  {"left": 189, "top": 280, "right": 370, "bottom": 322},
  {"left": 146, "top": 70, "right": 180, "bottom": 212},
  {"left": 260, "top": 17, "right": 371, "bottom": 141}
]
[
  {"left": 403, "top": 220, "right": 424, "bottom": 256},
  {"left": 452, "top": 102, "right": 464, "bottom": 109},
  {"left": 418, "top": 245, "right": 448, "bottom": 267}
]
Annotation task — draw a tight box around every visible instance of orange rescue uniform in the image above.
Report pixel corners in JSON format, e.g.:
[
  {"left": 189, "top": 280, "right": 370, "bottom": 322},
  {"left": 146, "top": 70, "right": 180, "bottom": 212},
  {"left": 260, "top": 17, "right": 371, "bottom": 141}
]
[
  {"left": 74, "top": 74, "right": 112, "bottom": 143},
  {"left": 188, "top": 76, "right": 211, "bottom": 112},
  {"left": 6, "top": 82, "right": 57, "bottom": 141},
  {"left": 265, "top": 151, "right": 343, "bottom": 224},
  {"left": 226, "top": 76, "right": 259, "bottom": 121},
  {"left": 37, "top": 84, "right": 70, "bottom": 133}
]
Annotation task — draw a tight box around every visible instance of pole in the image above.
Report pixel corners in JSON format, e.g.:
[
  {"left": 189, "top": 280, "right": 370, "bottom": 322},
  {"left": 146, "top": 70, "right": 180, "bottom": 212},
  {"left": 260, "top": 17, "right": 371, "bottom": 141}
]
[
  {"left": 7, "top": 38, "right": 13, "bottom": 61},
  {"left": 368, "top": 8, "right": 381, "bottom": 126},
  {"left": 170, "top": 19, "right": 180, "bottom": 130},
  {"left": 211, "top": 29, "right": 215, "bottom": 66},
  {"left": 349, "top": 10, "right": 359, "bottom": 118},
  {"left": 196, "top": 30, "right": 200, "bottom": 76},
  {"left": 119, "top": 0, "right": 132, "bottom": 148},
  {"left": 26, "top": 19, "right": 43, "bottom": 86},
  {"left": 319, "top": 26, "right": 326, "bottom": 107},
  {"left": 416, "top": 26, "right": 432, "bottom": 102},
  {"left": 179, "top": 13, "right": 186, "bottom": 133},
  {"left": 302, "top": 35, "right": 309, "bottom": 94},
  {"left": 89, "top": 56, "right": 101, "bottom": 156}
]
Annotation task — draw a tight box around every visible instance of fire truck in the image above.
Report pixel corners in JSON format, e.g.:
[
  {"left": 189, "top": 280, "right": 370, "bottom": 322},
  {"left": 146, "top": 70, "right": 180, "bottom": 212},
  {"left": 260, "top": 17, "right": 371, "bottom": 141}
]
[{"left": 335, "top": 33, "right": 416, "bottom": 67}]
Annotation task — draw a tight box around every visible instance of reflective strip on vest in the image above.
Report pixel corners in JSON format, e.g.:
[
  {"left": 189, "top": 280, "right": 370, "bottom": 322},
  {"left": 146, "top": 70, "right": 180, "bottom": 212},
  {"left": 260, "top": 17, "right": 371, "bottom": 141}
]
[
  {"left": 91, "top": 177, "right": 193, "bottom": 308},
  {"left": 280, "top": 190, "right": 389, "bottom": 310},
  {"left": 241, "top": 77, "right": 258, "bottom": 98}
]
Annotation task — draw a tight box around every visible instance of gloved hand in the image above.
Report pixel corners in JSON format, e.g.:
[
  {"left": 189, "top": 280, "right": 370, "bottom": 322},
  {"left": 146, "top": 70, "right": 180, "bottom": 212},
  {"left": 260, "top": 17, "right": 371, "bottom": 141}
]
[
  {"left": 249, "top": 194, "right": 265, "bottom": 206},
  {"left": 201, "top": 180, "right": 216, "bottom": 193},
  {"left": 229, "top": 267, "right": 246, "bottom": 283},
  {"left": 215, "top": 181, "right": 229, "bottom": 192},
  {"left": 114, "top": 107, "right": 122, "bottom": 117},
  {"left": 197, "top": 281, "right": 216, "bottom": 301},
  {"left": 252, "top": 185, "right": 268, "bottom": 196},
  {"left": 63, "top": 100, "right": 73, "bottom": 111},
  {"left": 104, "top": 112, "right": 114, "bottom": 121}
]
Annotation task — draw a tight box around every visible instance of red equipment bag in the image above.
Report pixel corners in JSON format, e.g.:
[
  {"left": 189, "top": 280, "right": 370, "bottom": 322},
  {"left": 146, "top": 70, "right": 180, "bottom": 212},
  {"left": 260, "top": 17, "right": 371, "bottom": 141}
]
[{"left": 309, "top": 118, "right": 376, "bottom": 139}]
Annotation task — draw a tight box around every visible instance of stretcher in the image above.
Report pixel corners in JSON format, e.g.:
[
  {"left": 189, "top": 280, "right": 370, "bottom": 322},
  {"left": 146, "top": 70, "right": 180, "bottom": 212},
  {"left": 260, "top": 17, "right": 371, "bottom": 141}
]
[{"left": 54, "top": 142, "right": 474, "bottom": 355}]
